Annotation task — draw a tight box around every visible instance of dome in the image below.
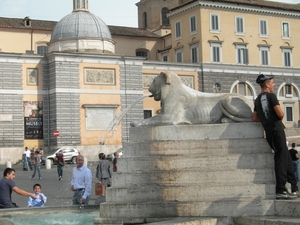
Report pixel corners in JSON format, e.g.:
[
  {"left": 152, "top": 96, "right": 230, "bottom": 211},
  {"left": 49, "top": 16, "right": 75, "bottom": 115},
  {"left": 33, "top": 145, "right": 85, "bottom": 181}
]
[
  {"left": 51, "top": 11, "right": 112, "bottom": 41},
  {"left": 49, "top": 11, "right": 115, "bottom": 53}
]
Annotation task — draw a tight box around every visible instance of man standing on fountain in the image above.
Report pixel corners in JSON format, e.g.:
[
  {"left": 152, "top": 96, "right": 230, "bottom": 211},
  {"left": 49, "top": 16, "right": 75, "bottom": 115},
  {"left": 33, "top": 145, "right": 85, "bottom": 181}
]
[
  {"left": 252, "top": 74, "right": 300, "bottom": 199},
  {"left": 70, "top": 155, "right": 92, "bottom": 206}
]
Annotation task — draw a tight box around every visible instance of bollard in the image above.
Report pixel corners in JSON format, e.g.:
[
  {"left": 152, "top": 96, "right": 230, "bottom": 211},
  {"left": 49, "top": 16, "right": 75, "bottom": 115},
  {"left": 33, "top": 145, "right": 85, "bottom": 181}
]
[
  {"left": 84, "top": 157, "right": 88, "bottom": 167},
  {"left": 45, "top": 159, "right": 51, "bottom": 169},
  {"left": 5, "top": 161, "right": 11, "bottom": 168}
]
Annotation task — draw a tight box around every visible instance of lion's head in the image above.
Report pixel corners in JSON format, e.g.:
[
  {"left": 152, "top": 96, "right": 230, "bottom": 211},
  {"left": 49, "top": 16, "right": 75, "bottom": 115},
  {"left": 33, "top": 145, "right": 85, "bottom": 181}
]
[
  {"left": 148, "top": 72, "right": 171, "bottom": 101},
  {"left": 148, "top": 71, "right": 171, "bottom": 101}
]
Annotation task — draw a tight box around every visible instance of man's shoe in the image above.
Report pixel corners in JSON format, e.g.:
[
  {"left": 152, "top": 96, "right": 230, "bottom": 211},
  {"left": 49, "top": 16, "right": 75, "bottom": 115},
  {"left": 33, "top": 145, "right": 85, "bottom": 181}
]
[
  {"left": 291, "top": 191, "right": 300, "bottom": 198},
  {"left": 59, "top": 176, "right": 62, "bottom": 181},
  {"left": 276, "top": 191, "right": 297, "bottom": 199}
]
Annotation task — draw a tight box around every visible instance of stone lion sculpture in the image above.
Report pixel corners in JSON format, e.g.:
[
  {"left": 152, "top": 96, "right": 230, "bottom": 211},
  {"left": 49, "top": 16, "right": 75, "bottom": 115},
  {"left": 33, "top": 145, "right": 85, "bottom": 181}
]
[{"left": 130, "top": 71, "right": 253, "bottom": 127}]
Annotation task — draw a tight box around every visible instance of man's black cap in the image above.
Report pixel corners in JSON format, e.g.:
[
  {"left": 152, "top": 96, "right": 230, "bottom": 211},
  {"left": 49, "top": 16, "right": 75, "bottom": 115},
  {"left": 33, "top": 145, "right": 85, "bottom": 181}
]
[{"left": 256, "top": 74, "right": 274, "bottom": 84}]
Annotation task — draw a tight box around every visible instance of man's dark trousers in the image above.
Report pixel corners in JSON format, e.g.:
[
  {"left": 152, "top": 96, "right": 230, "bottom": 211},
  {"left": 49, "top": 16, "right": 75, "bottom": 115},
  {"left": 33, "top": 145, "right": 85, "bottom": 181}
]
[{"left": 266, "top": 129, "right": 298, "bottom": 194}]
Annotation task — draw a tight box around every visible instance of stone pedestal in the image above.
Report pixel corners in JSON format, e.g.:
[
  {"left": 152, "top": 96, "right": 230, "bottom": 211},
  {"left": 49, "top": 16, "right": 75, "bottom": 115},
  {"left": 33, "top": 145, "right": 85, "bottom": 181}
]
[{"left": 94, "top": 122, "right": 276, "bottom": 224}]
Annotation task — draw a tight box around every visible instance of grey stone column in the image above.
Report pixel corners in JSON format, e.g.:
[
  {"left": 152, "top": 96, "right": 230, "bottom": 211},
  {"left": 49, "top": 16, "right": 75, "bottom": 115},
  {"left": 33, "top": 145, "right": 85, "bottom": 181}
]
[
  {"left": 120, "top": 61, "right": 144, "bottom": 143},
  {"left": 0, "top": 62, "right": 23, "bottom": 147},
  {"left": 48, "top": 60, "right": 81, "bottom": 148}
]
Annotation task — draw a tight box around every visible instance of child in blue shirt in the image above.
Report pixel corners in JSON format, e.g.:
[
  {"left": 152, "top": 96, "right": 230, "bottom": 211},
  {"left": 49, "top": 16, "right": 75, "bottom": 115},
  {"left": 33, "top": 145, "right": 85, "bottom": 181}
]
[{"left": 27, "top": 184, "right": 47, "bottom": 207}]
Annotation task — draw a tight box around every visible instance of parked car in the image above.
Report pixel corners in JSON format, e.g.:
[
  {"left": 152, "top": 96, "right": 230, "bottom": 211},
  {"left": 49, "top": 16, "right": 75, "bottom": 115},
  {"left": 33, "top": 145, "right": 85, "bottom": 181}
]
[{"left": 41, "top": 147, "right": 79, "bottom": 165}]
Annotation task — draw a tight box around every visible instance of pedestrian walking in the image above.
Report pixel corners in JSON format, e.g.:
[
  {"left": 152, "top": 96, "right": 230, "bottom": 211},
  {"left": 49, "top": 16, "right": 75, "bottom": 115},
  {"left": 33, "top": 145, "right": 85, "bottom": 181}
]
[
  {"left": 22, "top": 147, "right": 28, "bottom": 171},
  {"left": 96, "top": 153, "right": 111, "bottom": 190},
  {"left": 112, "top": 152, "right": 119, "bottom": 172},
  {"left": 55, "top": 150, "right": 65, "bottom": 181},
  {"left": 289, "top": 143, "right": 300, "bottom": 181},
  {"left": 24, "top": 147, "right": 33, "bottom": 171},
  {"left": 30, "top": 148, "right": 35, "bottom": 166},
  {"left": 30, "top": 150, "right": 42, "bottom": 179}
]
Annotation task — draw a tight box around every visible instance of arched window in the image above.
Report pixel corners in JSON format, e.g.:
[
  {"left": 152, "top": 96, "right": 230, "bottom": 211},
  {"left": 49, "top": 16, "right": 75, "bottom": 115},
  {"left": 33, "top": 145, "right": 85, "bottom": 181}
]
[
  {"left": 143, "top": 12, "right": 147, "bottom": 29},
  {"left": 161, "top": 8, "right": 169, "bottom": 26},
  {"left": 37, "top": 46, "right": 48, "bottom": 55},
  {"left": 213, "top": 83, "right": 221, "bottom": 93},
  {"left": 279, "top": 84, "right": 298, "bottom": 98},
  {"left": 232, "top": 82, "right": 253, "bottom": 96},
  {"left": 278, "top": 84, "right": 299, "bottom": 123}
]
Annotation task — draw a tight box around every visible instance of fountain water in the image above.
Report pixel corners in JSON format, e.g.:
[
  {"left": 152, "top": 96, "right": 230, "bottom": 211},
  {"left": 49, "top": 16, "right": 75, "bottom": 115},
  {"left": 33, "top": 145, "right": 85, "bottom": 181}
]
[
  {"left": 99, "top": 95, "right": 152, "bottom": 145},
  {"left": 0, "top": 206, "right": 98, "bottom": 225}
]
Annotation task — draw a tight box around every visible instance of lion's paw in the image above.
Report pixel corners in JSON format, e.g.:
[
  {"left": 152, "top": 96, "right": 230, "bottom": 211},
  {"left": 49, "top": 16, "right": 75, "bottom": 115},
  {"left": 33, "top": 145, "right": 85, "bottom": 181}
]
[{"left": 221, "top": 117, "right": 235, "bottom": 123}]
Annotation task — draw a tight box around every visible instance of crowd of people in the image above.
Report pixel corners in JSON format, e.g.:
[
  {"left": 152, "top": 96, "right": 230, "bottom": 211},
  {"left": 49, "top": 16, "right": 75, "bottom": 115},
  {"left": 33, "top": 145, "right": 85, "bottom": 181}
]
[
  {"left": 0, "top": 149, "right": 120, "bottom": 209},
  {"left": 22, "top": 147, "right": 43, "bottom": 172}
]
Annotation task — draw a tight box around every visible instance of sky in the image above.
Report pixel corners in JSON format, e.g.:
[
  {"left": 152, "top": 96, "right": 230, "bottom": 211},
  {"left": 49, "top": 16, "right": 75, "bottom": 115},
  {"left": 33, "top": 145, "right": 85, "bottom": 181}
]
[
  {"left": 0, "top": 0, "right": 139, "bottom": 27},
  {"left": 0, "top": 0, "right": 299, "bottom": 28}
]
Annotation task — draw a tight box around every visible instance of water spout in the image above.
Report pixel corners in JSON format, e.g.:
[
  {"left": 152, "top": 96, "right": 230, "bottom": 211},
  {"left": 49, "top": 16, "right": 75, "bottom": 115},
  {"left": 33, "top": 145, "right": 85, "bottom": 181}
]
[{"left": 100, "top": 95, "right": 152, "bottom": 145}]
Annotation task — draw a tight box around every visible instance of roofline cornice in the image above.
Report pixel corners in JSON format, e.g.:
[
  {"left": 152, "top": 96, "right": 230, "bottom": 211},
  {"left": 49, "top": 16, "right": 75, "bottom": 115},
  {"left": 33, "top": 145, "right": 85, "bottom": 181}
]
[
  {"left": 0, "top": 26, "right": 54, "bottom": 31},
  {"left": 168, "top": 1, "right": 300, "bottom": 18}
]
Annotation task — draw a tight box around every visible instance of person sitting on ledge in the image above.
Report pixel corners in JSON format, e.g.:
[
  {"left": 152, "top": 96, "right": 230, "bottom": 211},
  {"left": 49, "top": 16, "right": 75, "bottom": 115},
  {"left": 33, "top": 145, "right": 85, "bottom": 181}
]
[
  {"left": 27, "top": 183, "right": 47, "bottom": 207},
  {"left": 0, "top": 168, "right": 36, "bottom": 208}
]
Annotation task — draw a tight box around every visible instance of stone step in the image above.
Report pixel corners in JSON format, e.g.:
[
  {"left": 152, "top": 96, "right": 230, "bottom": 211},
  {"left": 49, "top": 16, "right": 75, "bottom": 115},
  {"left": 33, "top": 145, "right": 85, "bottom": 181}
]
[
  {"left": 106, "top": 183, "right": 276, "bottom": 203},
  {"left": 118, "top": 153, "right": 274, "bottom": 172},
  {"left": 99, "top": 200, "right": 275, "bottom": 218},
  {"left": 123, "top": 138, "right": 271, "bottom": 157},
  {"left": 275, "top": 199, "right": 300, "bottom": 217},
  {"left": 94, "top": 217, "right": 219, "bottom": 225},
  {"left": 234, "top": 216, "right": 300, "bottom": 225},
  {"left": 145, "top": 217, "right": 218, "bottom": 225},
  {"left": 129, "top": 123, "right": 264, "bottom": 142},
  {"left": 112, "top": 168, "right": 275, "bottom": 186}
]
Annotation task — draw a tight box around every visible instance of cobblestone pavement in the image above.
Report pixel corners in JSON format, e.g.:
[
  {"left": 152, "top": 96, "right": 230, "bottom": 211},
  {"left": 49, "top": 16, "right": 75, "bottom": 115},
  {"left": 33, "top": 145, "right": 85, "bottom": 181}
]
[{"left": 0, "top": 161, "right": 100, "bottom": 208}]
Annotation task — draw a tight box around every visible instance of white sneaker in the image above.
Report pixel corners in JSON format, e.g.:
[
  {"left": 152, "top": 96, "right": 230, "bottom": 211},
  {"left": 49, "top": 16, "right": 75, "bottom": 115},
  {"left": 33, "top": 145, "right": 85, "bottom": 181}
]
[
  {"left": 291, "top": 191, "right": 300, "bottom": 198},
  {"left": 276, "top": 191, "right": 297, "bottom": 199}
]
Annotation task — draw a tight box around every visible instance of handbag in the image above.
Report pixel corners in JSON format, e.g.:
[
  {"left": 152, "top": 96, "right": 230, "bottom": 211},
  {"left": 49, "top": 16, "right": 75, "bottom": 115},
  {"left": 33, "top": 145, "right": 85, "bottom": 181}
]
[
  {"left": 95, "top": 183, "right": 105, "bottom": 196},
  {"left": 58, "top": 161, "right": 64, "bottom": 166}
]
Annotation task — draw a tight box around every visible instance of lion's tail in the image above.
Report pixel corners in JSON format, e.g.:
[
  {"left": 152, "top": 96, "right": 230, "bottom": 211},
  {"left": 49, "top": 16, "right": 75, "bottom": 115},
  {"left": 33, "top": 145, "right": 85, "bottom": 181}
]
[{"left": 220, "top": 103, "right": 252, "bottom": 122}]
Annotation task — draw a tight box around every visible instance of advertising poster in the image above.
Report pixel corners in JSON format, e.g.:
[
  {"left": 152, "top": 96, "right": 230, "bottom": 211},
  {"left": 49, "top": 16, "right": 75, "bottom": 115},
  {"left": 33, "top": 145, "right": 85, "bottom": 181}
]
[{"left": 23, "top": 101, "right": 43, "bottom": 139}]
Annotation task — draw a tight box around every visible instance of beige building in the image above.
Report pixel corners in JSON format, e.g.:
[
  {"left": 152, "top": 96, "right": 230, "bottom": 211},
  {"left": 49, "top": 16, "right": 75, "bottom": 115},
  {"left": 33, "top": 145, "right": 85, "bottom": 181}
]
[{"left": 162, "top": 0, "right": 300, "bottom": 128}]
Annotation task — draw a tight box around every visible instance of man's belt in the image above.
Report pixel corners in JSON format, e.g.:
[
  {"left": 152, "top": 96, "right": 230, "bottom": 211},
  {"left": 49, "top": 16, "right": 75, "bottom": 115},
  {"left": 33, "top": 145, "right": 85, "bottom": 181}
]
[{"left": 73, "top": 188, "right": 85, "bottom": 192}]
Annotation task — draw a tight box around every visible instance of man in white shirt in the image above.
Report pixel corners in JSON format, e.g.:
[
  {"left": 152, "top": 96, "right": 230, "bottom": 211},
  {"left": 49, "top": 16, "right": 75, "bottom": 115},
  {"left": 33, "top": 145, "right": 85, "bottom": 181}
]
[
  {"left": 70, "top": 155, "right": 92, "bottom": 206},
  {"left": 22, "top": 147, "right": 28, "bottom": 171},
  {"left": 24, "top": 147, "right": 33, "bottom": 171}
]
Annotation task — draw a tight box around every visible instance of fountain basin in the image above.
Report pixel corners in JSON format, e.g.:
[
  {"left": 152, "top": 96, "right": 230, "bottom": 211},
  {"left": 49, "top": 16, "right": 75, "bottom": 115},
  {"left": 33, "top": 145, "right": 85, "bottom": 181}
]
[{"left": 0, "top": 205, "right": 99, "bottom": 225}]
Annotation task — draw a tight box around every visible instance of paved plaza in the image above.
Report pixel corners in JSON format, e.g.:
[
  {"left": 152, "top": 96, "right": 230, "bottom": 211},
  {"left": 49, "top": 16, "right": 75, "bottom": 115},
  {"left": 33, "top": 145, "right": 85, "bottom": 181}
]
[{"left": 0, "top": 161, "right": 101, "bottom": 208}]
